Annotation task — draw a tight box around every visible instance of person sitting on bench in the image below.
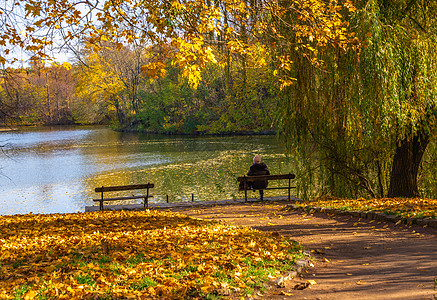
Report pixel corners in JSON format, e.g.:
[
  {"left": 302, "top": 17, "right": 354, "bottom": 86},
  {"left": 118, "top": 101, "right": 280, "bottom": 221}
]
[{"left": 247, "top": 154, "right": 270, "bottom": 200}]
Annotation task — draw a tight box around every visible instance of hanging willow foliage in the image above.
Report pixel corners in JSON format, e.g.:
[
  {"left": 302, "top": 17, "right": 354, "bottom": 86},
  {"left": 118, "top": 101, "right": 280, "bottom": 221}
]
[{"left": 275, "top": 0, "right": 437, "bottom": 199}]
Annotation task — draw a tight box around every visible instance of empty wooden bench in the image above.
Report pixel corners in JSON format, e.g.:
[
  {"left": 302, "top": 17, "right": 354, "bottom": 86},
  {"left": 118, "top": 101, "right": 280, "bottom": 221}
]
[
  {"left": 237, "top": 173, "right": 296, "bottom": 202},
  {"left": 93, "top": 183, "right": 154, "bottom": 211}
]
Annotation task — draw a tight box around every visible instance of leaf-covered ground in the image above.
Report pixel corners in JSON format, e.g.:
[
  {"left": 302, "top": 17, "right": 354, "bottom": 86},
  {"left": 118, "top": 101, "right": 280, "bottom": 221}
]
[
  {"left": 295, "top": 196, "right": 437, "bottom": 219},
  {"left": 0, "top": 210, "right": 304, "bottom": 299}
]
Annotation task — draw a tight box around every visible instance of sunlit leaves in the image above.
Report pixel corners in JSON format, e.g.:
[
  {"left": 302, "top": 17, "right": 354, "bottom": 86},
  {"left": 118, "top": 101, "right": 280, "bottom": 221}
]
[
  {"left": 1, "top": 0, "right": 357, "bottom": 92},
  {"left": 0, "top": 210, "right": 304, "bottom": 299},
  {"left": 297, "top": 196, "right": 437, "bottom": 219}
]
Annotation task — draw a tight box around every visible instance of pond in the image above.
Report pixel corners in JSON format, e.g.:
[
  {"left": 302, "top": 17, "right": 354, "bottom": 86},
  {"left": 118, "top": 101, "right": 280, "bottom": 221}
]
[{"left": 0, "top": 126, "right": 295, "bottom": 215}]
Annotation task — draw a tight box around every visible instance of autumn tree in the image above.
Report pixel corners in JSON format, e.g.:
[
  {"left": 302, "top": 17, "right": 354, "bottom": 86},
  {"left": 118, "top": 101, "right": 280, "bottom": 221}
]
[
  {"left": 74, "top": 43, "right": 127, "bottom": 125},
  {"left": 0, "top": 68, "right": 35, "bottom": 125},
  {"left": 275, "top": 0, "right": 437, "bottom": 198},
  {"left": 0, "top": 61, "right": 75, "bottom": 125},
  {"left": 1, "top": 0, "right": 351, "bottom": 87}
]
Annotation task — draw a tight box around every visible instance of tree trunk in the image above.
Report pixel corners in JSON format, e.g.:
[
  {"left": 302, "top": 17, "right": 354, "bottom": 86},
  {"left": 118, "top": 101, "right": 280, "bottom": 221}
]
[{"left": 387, "top": 133, "right": 429, "bottom": 198}]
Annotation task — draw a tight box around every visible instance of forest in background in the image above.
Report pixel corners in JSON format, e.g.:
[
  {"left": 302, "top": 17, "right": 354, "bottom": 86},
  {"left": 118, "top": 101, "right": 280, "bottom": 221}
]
[
  {"left": 2, "top": 0, "right": 437, "bottom": 200},
  {"left": 0, "top": 45, "right": 278, "bottom": 134}
]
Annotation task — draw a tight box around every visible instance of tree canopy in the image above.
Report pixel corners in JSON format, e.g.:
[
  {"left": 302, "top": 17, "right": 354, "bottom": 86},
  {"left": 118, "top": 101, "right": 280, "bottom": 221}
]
[
  {"left": 1, "top": 0, "right": 355, "bottom": 84},
  {"left": 278, "top": 0, "right": 437, "bottom": 198}
]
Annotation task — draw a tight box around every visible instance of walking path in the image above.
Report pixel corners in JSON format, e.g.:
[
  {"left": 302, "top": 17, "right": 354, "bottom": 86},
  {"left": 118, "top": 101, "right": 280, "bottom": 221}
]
[
  {"left": 169, "top": 200, "right": 437, "bottom": 300},
  {"left": 84, "top": 196, "right": 294, "bottom": 212}
]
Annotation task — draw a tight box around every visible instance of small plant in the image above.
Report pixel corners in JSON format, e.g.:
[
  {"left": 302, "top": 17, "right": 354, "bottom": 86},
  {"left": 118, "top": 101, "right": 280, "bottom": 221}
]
[
  {"left": 97, "top": 255, "right": 112, "bottom": 265},
  {"left": 13, "top": 284, "right": 31, "bottom": 300},
  {"left": 130, "top": 276, "right": 157, "bottom": 290},
  {"left": 126, "top": 253, "right": 154, "bottom": 266},
  {"left": 75, "top": 274, "right": 96, "bottom": 288},
  {"left": 434, "top": 277, "right": 436, "bottom": 300}
]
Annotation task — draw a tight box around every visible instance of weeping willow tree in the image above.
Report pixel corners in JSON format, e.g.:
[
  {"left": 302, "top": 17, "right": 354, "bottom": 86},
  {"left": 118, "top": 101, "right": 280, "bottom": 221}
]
[{"left": 274, "top": 0, "right": 437, "bottom": 199}]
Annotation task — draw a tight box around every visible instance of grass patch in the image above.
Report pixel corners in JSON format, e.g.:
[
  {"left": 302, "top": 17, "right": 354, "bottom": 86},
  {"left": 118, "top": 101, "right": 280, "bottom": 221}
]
[
  {"left": 0, "top": 210, "right": 304, "bottom": 299},
  {"left": 296, "top": 196, "right": 437, "bottom": 219},
  {"left": 75, "top": 274, "right": 96, "bottom": 288},
  {"left": 130, "top": 276, "right": 157, "bottom": 291},
  {"left": 13, "top": 284, "right": 31, "bottom": 300}
]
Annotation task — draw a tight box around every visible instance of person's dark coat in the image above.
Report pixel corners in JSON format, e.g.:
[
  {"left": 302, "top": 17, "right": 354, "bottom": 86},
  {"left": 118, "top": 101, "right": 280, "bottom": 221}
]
[{"left": 247, "top": 162, "right": 270, "bottom": 189}]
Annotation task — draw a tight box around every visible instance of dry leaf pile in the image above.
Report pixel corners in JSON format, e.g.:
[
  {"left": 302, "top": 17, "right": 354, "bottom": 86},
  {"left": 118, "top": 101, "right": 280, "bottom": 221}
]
[
  {"left": 297, "top": 196, "right": 437, "bottom": 219},
  {"left": 0, "top": 210, "right": 304, "bottom": 299}
]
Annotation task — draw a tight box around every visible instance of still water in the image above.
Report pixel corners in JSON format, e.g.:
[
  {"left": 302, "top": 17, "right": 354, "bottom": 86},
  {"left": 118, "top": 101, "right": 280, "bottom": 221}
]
[{"left": 0, "top": 126, "right": 294, "bottom": 215}]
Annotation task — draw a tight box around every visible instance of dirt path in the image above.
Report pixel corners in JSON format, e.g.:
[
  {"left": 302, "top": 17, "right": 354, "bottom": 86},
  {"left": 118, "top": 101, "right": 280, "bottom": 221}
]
[{"left": 169, "top": 200, "right": 437, "bottom": 300}]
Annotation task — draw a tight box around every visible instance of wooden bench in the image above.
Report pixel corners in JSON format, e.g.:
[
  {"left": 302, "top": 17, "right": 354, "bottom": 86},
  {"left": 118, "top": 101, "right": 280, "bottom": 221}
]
[
  {"left": 237, "top": 173, "right": 296, "bottom": 202},
  {"left": 93, "top": 183, "right": 154, "bottom": 211}
]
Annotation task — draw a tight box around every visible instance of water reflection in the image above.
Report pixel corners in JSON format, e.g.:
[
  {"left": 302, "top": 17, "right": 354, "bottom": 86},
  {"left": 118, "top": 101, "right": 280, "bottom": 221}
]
[{"left": 0, "top": 126, "right": 294, "bottom": 215}]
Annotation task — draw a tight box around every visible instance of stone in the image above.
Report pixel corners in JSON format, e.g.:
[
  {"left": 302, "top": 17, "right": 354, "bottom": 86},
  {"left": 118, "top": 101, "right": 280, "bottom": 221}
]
[
  {"left": 276, "top": 276, "right": 285, "bottom": 288},
  {"left": 287, "top": 271, "right": 298, "bottom": 279},
  {"left": 374, "top": 212, "right": 388, "bottom": 221},
  {"left": 405, "top": 217, "right": 416, "bottom": 225},
  {"left": 426, "top": 219, "right": 437, "bottom": 228},
  {"left": 383, "top": 215, "right": 399, "bottom": 223},
  {"left": 348, "top": 211, "right": 361, "bottom": 218},
  {"left": 415, "top": 218, "right": 427, "bottom": 226}
]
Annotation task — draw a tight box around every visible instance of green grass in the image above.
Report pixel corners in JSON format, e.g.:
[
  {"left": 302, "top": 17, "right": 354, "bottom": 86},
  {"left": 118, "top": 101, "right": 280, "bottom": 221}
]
[
  {"left": 75, "top": 274, "right": 96, "bottom": 288},
  {"left": 130, "top": 276, "right": 157, "bottom": 290},
  {"left": 13, "top": 284, "right": 31, "bottom": 300}
]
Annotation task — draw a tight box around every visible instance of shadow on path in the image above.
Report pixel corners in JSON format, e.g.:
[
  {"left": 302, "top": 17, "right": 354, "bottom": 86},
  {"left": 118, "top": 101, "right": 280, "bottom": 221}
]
[{"left": 172, "top": 201, "right": 437, "bottom": 300}]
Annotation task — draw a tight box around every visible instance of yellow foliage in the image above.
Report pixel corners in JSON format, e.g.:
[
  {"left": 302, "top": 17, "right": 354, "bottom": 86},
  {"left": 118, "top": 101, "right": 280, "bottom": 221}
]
[
  {"left": 141, "top": 61, "right": 167, "bottom": 79},
  {"left": 299, "top": 196, "right": 437, "bottom": 219},
  {"left": 1, "top": 0, "right": 358, "bottom": 90},
  {"left": 0, "top": 210, "right": 303, "bottom": 299},
  {"left": 62, "top": 62, "right": 72, "bottom": 70}
]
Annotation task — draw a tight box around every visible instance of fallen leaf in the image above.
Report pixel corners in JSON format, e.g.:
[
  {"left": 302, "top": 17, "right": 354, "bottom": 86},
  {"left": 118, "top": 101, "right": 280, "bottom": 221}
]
[
  {"left": 280, "top": 291, "right": 293, "bottom": 296},
  {"left": 293, "top": 282, "right": 310, "bottom": 290},
  {"left": 24, "top": 290, "right": 38, "bottom": 300}
]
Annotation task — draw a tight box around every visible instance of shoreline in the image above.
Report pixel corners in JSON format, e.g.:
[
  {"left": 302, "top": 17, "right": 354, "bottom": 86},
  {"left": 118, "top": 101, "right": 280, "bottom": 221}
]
[{"left": 0, "top": 124, "right": 278, "bottom": 136}]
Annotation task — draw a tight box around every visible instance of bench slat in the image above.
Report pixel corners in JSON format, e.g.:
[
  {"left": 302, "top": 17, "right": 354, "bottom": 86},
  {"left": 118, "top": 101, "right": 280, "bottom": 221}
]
[
  {"left": 93, "top": 195, "right": 153, "bottom": 202},
  {"left": 261, "top": 187, "right": 296, "bottom": 190},
  {"left": 237, "top": 174, "right": 295, "bottom": 182},
  {"left": 95, "top": 184, "right": 154, "bottom": 193}
]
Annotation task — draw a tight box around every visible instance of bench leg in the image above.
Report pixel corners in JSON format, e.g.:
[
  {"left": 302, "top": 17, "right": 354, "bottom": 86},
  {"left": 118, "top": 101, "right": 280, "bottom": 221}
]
[
  {"left": 100, "top": 187, "right": 104, "bottom": 210},
  {"left": 259, "top": 190, "right": 264, "bottom": 201},
  {"left": 288, "top": 177, "right": 291, "bottom": 201},
  {"left": 145, "top": 186, "right": 150, "bottom": 209},
  {"left": 244, "top": 176, "right": 248, "bottom": 202}
]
